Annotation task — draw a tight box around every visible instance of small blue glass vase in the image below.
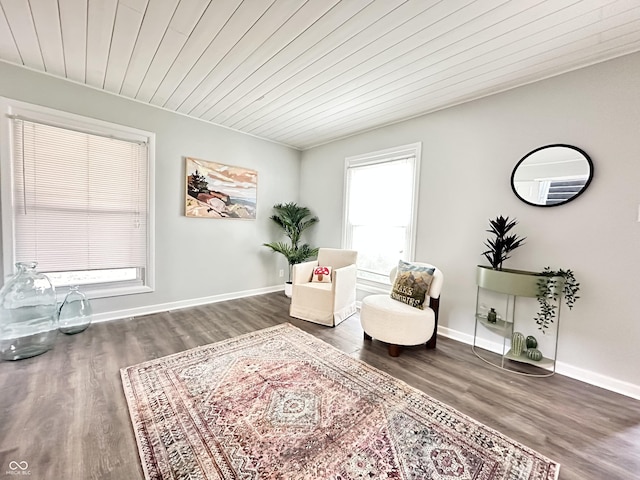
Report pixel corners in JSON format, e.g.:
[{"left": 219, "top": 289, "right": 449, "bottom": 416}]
[{"left": 58, "top": 286, "right": 92, "bottom": 335}]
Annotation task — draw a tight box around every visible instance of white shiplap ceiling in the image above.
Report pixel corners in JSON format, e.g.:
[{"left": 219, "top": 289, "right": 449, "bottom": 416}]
[{"left": 1, "top": 0, "right": 639, "bottom": 150}]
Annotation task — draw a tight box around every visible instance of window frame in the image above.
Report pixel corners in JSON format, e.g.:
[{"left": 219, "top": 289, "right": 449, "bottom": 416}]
[
  {"left": 342, "top": 142, "right": 421, "bottom": 289},
  {"left": 0, "top": 97, "right": 155, "bottom": 299}
]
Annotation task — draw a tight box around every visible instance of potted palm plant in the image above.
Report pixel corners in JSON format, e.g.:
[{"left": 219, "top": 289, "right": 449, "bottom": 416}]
[{"left": 263, "top": 202, "right": 319, "bottom": 296}]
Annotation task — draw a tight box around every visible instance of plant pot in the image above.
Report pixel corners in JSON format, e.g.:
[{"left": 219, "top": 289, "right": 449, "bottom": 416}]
[
  {"left": 284, "top": 282, "right": 293, "bottom": 298},
  {"left": 476, "top": 265, "right": 542, "bottom": 297},
  {"left": 476, "top": 265, "right": 565, "bottom": 298}
]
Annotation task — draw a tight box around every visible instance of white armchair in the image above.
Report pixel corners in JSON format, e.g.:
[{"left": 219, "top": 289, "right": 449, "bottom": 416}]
[
  {"left": 360, "top": 262, "right": 444, "bottom": 357},
  {"left": 289, "top": 248, "right": 358, "bottom": 327}
]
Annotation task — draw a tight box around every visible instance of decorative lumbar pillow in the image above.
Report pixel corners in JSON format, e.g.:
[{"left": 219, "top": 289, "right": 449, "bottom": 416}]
[
  {"left": 390, "top": 260, "right": 435, "bottom": 309},
  {"left": 312, "top": 266, "right": 332, "bottom": 283}
]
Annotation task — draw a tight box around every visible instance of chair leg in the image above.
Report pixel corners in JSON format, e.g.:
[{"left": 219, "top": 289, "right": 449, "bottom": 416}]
[
  {"left": 388, "top": 344, "right": 401, "bottom": 357},
  {"left": 363, "top": 332, "right": 372, "bottom": 341},
  {"left": 427, "top": 297, "right": 439, "bottom": 349}
]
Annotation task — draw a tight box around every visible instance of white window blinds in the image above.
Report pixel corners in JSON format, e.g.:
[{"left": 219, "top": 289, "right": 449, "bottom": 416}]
[{"left": 11, "top": 117, "right": 149, "bottom": 274}]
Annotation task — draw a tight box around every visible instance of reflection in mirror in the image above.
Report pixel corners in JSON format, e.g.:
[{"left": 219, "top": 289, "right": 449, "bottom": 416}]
[{"left": 511, "top": 144, "right": 593, "bottom": 207}]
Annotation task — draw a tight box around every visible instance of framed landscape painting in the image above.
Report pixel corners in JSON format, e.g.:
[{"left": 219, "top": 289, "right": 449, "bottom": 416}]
[{"left": 185, "top": 157, "right": 257, "bottom": 219}]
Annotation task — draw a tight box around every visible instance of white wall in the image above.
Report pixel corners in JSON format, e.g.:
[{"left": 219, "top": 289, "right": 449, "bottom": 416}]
[
  {"left": 0, "top": 62, "right": 300, "bottom": 319},
  {"left": 300, "top": 52, "right": 640, "bottom": 397}
]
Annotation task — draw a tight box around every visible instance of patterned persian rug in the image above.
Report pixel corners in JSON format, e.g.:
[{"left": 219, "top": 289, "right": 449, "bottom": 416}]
[{"left": 121, "top": 323, "right": 560, "bottom": 480}]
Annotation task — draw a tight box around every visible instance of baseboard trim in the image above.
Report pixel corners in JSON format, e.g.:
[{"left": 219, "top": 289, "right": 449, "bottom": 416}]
[
  {"left": 554, "top": 361, "right": 640, "bottom": 401},
  {"left": 437, "top": 326, "right": 640, "bottom": 400},
  {"left": 438, "top": 326, "right": 474, "bottom": 346},
  {"left": 91, "top": 285, "right": 285, "bottom": 324}
]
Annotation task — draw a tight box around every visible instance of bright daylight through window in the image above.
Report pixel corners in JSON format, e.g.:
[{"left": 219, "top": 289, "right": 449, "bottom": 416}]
[
  {"left": 0, "top": 98, "right": 155, "bottom": 298},
  {"left": 343, "top": 143, "right": 420, "bottom": 286}
]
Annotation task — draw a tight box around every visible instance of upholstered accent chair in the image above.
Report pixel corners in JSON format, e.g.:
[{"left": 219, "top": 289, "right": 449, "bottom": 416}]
[
  {"left": 360, "top": 262, "right": 443, "bottom": 357},
  {"left": 289, "top": 248, "right": 358, "bottom": 327}
]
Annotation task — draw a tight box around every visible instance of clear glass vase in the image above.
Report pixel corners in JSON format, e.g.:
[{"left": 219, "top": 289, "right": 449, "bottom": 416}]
[
  {"left": 58, "top": 286, "right": 92, "bottom": 335},
  {"left": 0, "top": 262, "right": 58, "bottom": 361}
]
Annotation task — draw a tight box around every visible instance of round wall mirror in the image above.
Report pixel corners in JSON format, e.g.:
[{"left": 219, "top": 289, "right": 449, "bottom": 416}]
[{"left": 511, "top": 144, "right": 593, "bottom": 207}]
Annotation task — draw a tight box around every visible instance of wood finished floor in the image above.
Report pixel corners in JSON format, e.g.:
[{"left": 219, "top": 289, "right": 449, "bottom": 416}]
[{"left": 1, "top": 292, "right": 638, "bottom": 480}]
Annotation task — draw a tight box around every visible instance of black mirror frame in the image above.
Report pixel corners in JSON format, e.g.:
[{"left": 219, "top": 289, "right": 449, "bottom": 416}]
[{"left": 511, "top": 144, "right": 594, "bottom": 208}]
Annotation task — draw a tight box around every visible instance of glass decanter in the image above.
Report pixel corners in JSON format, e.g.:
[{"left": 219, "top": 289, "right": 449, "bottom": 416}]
[
  {"left": 0, "top": 262, "right": 58, "bottom": 361},
  {"left": 58, "top": 286, "right": 92, "bottom": 335}
]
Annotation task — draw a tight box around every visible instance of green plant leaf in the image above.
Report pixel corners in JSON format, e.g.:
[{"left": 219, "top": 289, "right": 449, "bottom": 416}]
[{"left": 535, "top": 267, "right": 581, "bottom": 330}]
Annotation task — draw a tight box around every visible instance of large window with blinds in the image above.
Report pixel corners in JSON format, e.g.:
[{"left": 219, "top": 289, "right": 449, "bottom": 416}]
[
  {"left": 343, "top": 143, "right": 421, "bottom": 286},
  {"left": 0, "top": 98, "right": 155, "bottom": 298}
]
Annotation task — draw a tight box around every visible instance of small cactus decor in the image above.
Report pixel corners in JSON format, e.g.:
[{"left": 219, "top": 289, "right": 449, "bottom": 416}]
[
  {"left": 511, "top": 332, "right": 526, "bottom": 356},
  {"left": 526, "top": 348, "right": 544, "bottom": 361},
  {"left": 526, "top": 335, "right": 538, "bottom": 349}
]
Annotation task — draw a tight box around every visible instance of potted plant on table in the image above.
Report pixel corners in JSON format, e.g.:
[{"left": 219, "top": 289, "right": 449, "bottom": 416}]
[
  {"left": 477, "top": 215, "right": 532, "bottom": 296},
  {"left": 477, "top": 215, "right": 580, "bottom": 332},
  {"left": 263, "top": 202, "right": 319, "bottom": 297}
]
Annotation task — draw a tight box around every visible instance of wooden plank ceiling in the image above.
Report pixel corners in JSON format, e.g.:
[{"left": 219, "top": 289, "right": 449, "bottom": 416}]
[{"left": 1, "top": 0, "right": 639, "bottom": 150}]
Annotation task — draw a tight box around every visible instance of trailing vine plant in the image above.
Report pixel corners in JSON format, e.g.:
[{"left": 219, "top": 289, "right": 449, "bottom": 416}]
[{"left": 535, "top": 267, "right": 580, "bottom": 332}]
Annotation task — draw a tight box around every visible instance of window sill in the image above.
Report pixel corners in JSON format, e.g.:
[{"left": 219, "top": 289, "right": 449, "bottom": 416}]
[
  {"left": 356, "top": 280, "right": 391, "bottom": 295},
  {"left": 55, "top": 283, "right": 153, "bottom": 302}
]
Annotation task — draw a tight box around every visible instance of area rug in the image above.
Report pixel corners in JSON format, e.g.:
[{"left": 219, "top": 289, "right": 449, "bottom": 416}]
[{"left": 121, "top": 323, "right": 560, "bottom": 480}]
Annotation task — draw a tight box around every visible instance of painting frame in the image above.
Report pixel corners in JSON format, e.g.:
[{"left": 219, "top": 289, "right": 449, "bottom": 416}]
[{"left": 185, "top": 157, "right": 257, "bottom": 219}]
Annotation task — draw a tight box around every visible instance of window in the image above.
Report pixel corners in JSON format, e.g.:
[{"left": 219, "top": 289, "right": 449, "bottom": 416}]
[
  {"left": 542, "top": 177, "right": 589, "bottom": 206},
  {"left": 0, "top": 98, "right": 155, "bottom": 298},
  {"left": 343, "top": 143, "right": 421, "bottom": 286}
]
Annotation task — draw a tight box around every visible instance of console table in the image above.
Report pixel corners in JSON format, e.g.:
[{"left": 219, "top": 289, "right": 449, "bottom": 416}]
[{"left": 472, "top": 266, "right": 560, "bottom": 377}]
